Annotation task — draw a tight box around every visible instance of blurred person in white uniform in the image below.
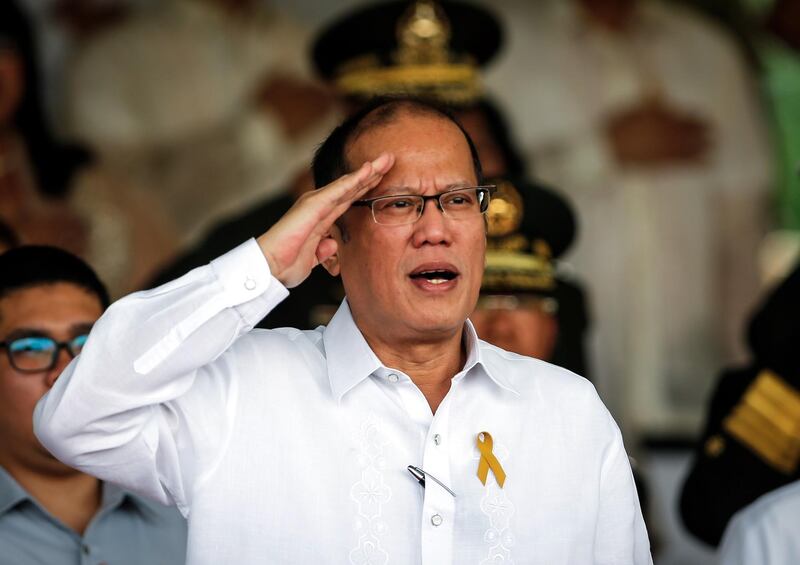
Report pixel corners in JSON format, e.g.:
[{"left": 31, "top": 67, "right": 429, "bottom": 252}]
[
  {"left": 64, "top": 0, "right": 338, "bottom": 267},
  {"left": 487, "top": 0, "right": 774, "bottom": 433}
]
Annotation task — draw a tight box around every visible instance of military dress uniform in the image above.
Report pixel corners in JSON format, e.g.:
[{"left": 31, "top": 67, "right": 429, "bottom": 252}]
[
  {"left": 477, "top": 175, "right": 589, "bottom": 377},
  {"left": 680, "top": 263, "right": 800, "bottom": 546}
]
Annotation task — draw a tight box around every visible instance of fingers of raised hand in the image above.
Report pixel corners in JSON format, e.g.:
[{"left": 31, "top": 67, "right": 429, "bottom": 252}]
[
  {"left": 302, "top": 153, "right": 393, "bottom": 229},
  {"left": 258, "top": 152, "right": 390, "bottom": 286},
  {"left": 326, "top": 153, "right": 395, "bottom": 205}
]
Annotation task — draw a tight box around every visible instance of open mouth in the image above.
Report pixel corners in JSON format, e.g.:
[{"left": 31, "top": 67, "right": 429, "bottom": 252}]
[{"left": 409, "top": 269, "right": 459, "bottom": 285}]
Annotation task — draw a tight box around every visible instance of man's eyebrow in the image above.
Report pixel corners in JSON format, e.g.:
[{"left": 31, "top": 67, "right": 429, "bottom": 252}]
[
  {"left": 1, "top": 323, "right": 95, "bottom": 343},
  {"left": 377, "top": 181, "right": 475, "bottom": 195}
]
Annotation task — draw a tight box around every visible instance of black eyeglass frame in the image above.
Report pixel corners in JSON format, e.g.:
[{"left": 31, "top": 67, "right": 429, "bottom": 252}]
[
  {"left": 352, "top": 185, "right": 496, "bottom": 225},
  {"left": 0, "top": 335, "right": 88, "bottom": 373}
]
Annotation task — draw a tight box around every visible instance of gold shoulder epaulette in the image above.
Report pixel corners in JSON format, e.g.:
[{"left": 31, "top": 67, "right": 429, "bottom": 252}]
[{"left": 723, "top": 370, "right": 800, "bottom": 474}]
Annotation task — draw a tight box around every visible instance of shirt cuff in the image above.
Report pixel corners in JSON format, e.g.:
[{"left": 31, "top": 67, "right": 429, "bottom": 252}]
[{"left": 210, "top": 238, "right": 290, "bottom": 326}]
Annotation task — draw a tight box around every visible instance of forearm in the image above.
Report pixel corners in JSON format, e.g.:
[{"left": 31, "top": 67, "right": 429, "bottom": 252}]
[
  {"left": 32, "top": 150, "right": 392, "bottom": 506},
  {"left": 33, "top": 239, "right": 288, "bottom": 504}
]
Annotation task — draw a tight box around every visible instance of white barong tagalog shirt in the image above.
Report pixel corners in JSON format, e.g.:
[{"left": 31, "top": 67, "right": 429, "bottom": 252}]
[{"left": 34, "top": 240, "right": 652, "bottom": 564}]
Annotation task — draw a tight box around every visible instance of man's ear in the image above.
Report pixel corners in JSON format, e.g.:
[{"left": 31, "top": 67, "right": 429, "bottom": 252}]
[
  {"left": 320, "top": 224, "right": 342, "bottom": 276},
  {"left": 321, "top": 251, "right": 340, "bottom": 276}
]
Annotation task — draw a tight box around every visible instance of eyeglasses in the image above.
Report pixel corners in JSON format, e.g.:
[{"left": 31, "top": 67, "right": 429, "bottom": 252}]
[
  {"left": 352, "top": 186, "right": 495, "bottom": 226},
  {"left": 0, "top": 334, "right": 89, "bottom": 373}
]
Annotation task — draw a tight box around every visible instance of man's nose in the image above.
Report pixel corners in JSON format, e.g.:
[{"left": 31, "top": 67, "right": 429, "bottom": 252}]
[
  {"left": 419, "top": 197, "right": 446, "bottom": 217},
  {"left": 45, "top": 348, "right": 72, "bottom": 388},
  {"left": 412, "top": 198, "right": 450, "bottom": 246}
]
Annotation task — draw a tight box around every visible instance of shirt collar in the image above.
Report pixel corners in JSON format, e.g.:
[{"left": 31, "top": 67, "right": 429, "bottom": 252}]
[
  {"left": 0, "top": 465, "right": 154, "bottom": 519},
  {"left": 101, "top": 480, "right": 162, "bottom": 516},
  {"left": 323, "top": 300, "right": 383, "bottom": 402},
  {"left": 0, "top": 466, "right": 30, "bottom": 516},
  {"left": 462, "top": 320, "right": 520, "bottom": 396},
  {"left": 323, "top": 300, "right": 519, "bottom": 401}
]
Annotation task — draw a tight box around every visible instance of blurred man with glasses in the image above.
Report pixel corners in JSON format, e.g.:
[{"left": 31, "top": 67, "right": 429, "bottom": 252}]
[
  {"left": 0, "top": 245, "right": 186, "bottom": 564},
  {"left": 35, "top": 98, "right": 651, "bottom": 564}
]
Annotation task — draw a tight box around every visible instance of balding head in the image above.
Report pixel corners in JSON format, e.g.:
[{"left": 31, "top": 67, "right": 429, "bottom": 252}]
[{"left": 312, "top": 97, "right": 483, "bottom": 190}]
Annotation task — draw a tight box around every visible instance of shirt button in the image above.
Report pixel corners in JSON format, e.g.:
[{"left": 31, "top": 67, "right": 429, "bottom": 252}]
[
  {"left": 433, "top": 434, "right": 442, "bottom": 445},
  {"left": 244, "top": 277, "right": 257, "bottom": 290},
  {"left": 431, "top": 513, "right": 443, "bottom": 527},
  {"left": 388, "top": 373, "right": 399, "bottom": 383},
  {"left": 81, "top": 544, "right": 90, "bottom": 555}
]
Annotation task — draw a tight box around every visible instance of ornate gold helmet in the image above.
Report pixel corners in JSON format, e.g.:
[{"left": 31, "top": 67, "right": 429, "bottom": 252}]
[
  {"left": 312, "top": 0, "right": 503, "bottom": 105},
  {"left": 481, "top": 176, "right": 578, "bottom": 301}
]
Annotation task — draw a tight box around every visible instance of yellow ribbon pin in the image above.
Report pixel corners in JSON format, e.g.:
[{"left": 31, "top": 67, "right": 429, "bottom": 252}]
[{"left": 476, "top": 431, "right": 506, "bottom": 487}]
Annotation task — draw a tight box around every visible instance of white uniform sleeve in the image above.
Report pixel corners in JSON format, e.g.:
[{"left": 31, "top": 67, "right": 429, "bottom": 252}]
[
  {"left": 717, "top": 511, "right": 763, "bottom": 565},
  {"left": 717, "top": 488, "right": 800, "bottom": 565},
  {"left": 33, "top": 239, "right": 289, "bottom": 515}
]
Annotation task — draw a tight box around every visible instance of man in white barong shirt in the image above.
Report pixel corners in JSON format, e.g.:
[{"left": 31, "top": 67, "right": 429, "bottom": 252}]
[{"left": 33, "top": 98, "right": 652, "bottom": 564}]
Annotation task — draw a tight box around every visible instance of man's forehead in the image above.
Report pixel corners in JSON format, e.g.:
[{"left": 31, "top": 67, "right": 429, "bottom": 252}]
[
  {"left": 0, "top": 313, "right": 97, "bottom": 340},
  {"left": 347, "top": 109, "right": 469, "bottom": 158},
  {"left": 0, "top": 284, "right": 102, "bottom": 329}
]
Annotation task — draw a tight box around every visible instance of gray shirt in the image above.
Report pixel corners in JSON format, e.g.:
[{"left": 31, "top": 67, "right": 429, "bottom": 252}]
[{"left": 0, "top": 466, "right": 186, "bottom": 565}]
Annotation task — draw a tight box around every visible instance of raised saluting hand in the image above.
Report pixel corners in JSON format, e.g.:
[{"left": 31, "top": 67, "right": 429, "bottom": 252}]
[{"left": 256, "top": 153, "right": 394, "bottom": 288}]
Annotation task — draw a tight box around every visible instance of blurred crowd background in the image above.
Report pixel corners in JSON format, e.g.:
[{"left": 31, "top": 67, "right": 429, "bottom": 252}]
[{"left": 1, "top": 0, "right": 799, "bottom": 562}]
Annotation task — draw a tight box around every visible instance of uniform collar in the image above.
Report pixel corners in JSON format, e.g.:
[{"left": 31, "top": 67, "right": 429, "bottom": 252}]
[
  {"left": 0, "top": 466, "right": 29, "bottom": 516},
  {"left": 323, "top": 300, "right": 519, "bottom": 401}
]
